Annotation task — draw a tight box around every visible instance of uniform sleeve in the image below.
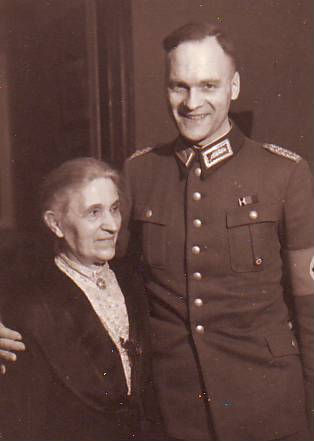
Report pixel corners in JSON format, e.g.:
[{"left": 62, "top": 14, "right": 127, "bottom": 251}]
[{"left": 282, "top": 159, "right": 314, "bottom": 430}]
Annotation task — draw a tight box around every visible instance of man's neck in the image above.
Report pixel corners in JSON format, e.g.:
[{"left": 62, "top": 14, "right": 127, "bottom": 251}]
[{"left": 194, "top": 121, "right": 232, "bottom": 149}]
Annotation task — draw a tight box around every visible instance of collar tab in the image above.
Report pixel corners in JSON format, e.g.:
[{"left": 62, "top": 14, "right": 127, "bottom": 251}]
[
  {"left": 200, "top": 139, "right": 233, "bottom": 170},
  {"left": 174, "top": 123, "right": 245, "bottom": 178}
]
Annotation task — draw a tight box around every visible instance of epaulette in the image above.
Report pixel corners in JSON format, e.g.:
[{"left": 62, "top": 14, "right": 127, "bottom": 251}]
[
  {"left": 262, "top": 143, "right": 302, "bottom": 163},
  {"left": 127, "top": 146, "right": 155, "bottom": 161}
]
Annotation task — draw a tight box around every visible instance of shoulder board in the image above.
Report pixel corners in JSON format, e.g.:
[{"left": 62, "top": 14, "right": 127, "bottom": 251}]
[
  {"left": 127, "top": 146, "right": 155, "bottom": 161},
  {"left": 262, "top": 143, "right": 302, "bottom": 163}
]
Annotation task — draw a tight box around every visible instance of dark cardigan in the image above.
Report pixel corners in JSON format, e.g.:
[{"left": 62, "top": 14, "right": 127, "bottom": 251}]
[{"left": 0, "top": 252, "right": 160, "bottom": 441}]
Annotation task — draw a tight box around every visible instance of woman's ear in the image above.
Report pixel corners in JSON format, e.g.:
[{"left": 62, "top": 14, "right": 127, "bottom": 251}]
[{"left": 43, "top": 210, "right": 64, "bottom": 238}]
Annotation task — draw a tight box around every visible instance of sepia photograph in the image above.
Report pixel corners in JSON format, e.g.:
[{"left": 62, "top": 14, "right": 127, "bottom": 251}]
[{"left": 0, "top": 1, "right": 313, "bottom": 440}]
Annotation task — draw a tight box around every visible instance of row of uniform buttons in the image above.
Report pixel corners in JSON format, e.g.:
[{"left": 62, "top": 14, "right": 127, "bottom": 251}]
[
  {"left": 192, "top": 166, "right": 204, "bottom": 335},
  {"left": 192, "top": 170, "right": 202, "bottom": 235},
  {"left": 193, "top": 160, "right": 212, "bottom": 404}
]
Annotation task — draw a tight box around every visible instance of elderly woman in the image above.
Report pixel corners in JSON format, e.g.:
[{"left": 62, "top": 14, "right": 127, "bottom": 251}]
[{"left": 0, "top": 158, "right": 158, "bottom": 441}]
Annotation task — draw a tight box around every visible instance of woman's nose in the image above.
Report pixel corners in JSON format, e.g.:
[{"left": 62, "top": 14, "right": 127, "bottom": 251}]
[{"left": 100, "top": 212, "right": 120, "bottom": 232}]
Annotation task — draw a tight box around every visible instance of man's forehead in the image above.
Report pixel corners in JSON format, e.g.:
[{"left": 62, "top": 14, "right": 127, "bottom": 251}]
[
  {"left": 168, "top": 36, "right": 220, "bottom": 57},
  {"left": 168, "top": 41, "right": 233, "bottom": 81},
  {"left": 167, "top": 36, "right": 234, "bottom": 73}
]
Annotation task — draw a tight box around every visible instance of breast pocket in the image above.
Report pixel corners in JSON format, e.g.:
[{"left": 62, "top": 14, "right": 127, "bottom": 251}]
[
  {"left": 226, "top": 203, "right": 281, "bottom": 273},
  {"left": 134, "top": 205, "right": 169, "bottom": 268}
]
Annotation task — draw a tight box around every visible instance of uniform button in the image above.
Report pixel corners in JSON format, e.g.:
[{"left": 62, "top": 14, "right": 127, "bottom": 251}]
[
  {"left": 249, "top": 210, "right": 258, "bottom": 220},
  {"left": 196, "top": 325, "right": 204, "bottom": 334},
  {"left": 192, "top": 192, "right": 201, "bottom": 201},
  {"left": 194, "top": 298, "right": 203, "bottom": 307},
  {"left": 145, "top": 209, "right": 153, "bottom": 218},
  {"left": 194, "top": 167, "right": 201, "bottom": 177},
  {"left": 193, "top": 219, "right": 202, "bottom": 228},
  {"left": 192, "top": 245, "right": 201, "bottom": 255},
  {"left": 255, "top": 257, "right": 263, "bottom": 266},
  {"left": 193, "top": 272, "right": 202, "bottom": 280}
]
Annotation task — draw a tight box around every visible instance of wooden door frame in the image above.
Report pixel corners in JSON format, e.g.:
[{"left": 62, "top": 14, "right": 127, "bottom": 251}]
[{"left": 87, "top": 0, "right": 135, "bottom": 167}]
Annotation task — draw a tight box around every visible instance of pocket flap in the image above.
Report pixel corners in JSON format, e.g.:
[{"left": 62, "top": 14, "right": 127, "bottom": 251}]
[
  {"left": 226, "top": 203, "right": 281, "bottom": 228},
  {"left": 265, "top": 332, "right": 300, "bottom": 357},
  {"left": 133, "top": 204, "right": 168, "bottom": 225}
]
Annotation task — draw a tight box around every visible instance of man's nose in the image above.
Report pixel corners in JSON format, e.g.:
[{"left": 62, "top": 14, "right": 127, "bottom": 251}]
[{"left": 184, "top": 88, "right": 203, "bottom": 110}]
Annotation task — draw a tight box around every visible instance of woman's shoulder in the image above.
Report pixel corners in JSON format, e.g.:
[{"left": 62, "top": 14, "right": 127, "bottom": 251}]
[
  {"left": 2, "top": 274, "right": 47, "bottom": 332},
  {"left": 0, "top": 230, "right": 54, "bottom": 294},
  {"left": 1, "top": 256, "right": 62, "bottom": 332}
]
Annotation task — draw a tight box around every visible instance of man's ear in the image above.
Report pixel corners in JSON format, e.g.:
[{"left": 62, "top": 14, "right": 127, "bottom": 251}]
[
  {"left": 43, "top": 210, "right": 64, "bottom": 238},
  {"left": 231, "top": 71, "right": 240, "bottom": 101}
]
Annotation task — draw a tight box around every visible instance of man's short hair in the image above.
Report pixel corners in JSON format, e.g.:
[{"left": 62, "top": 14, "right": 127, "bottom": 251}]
[
  {"left": 40, "top": 157, "right": 119, "bottom": 217},
  {"left": 163, "top": 22, "right": 237, "bottom": 69}
]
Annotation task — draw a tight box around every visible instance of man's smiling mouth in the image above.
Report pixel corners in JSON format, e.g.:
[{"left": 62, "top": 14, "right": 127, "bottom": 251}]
[{"left": 183, "top": 113, "right": 210, "bottom": 120}]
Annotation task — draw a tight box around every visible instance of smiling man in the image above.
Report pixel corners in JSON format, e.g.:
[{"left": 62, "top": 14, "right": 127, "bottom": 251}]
[
  {"left": 166, "top": 33, "right": 239, "bottom": 147},
  {"left": 119, "top": 22, "right": 314, "bottom": 441}
]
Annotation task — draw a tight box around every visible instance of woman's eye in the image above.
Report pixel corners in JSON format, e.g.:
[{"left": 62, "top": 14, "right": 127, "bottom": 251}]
[
  {"left": 111, "top": 203, "right": 120, "bottom": 214},
  {"left": 89, "top": 209, "right": 100, "bottom": 217}
]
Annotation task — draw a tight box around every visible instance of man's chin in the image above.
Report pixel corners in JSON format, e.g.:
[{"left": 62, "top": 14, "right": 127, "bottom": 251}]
[
  {"left": 177, "top": 124, "right": 212, "bottom": 144},
  {"left": 182, "top": 132, "right": 210, "bottom": 145}
]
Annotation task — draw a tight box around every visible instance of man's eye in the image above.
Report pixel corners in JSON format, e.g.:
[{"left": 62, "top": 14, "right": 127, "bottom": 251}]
[
  {"left": 203, "top": 83, "right": 215, "bottom": 90},
  {"left": 170, "top": 84, "right": 187, "bottom": 93}
]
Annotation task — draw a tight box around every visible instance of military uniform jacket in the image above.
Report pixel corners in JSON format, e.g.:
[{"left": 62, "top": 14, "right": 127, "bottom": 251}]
[{"left": 120, "top": 124, "right": 314, "bottom": 441}]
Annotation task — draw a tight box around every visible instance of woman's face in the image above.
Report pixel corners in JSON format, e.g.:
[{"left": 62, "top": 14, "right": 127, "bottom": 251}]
[{"left": 54, "top": 177, "right": 121, "bottom": 266}]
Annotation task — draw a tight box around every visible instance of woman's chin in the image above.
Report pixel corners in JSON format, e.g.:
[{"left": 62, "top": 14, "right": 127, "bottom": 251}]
[{"left": 96, "top": 249, "right": 115, "bottom": 263}]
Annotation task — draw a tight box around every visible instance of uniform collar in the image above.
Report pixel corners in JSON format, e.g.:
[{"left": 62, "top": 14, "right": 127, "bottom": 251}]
[{"left": 175, "top": 123, "right": 245, "bottom": 179}]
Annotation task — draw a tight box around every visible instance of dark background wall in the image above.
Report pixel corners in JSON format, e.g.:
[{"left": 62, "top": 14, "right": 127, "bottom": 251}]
[
  {"left": 131, "top": 0, "right": 313, "bottom": 168},
  {"left": 1, "top": 0, "right": 134, "bottom": 232}
]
